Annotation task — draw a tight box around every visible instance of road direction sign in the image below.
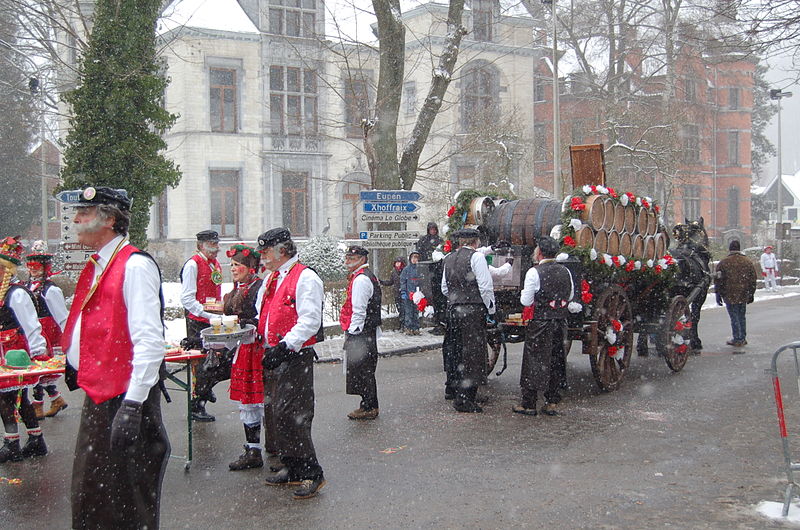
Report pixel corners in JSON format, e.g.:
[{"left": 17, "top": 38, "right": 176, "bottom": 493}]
[
  {"left": 354, "top": 239, "right": 417, "bottom": 249},
  {"left": 359, "top": 190, "right": 423, "bottom": 202},
  {"left": 59, "top": 202, "right": 94, "bottom": 270},
  {"left": 359, "top": 231, "right": 419, "bottom": 240},
  {"left": 361, "top": 202, "right": 419, "bottom": 213},
  {"left": 360, "top": 213, "right": 419, "bottom": 223}
]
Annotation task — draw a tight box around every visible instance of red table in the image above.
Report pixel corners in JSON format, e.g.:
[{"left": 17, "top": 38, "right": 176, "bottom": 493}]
[{"left": 0, "top": 357, "right": 65, "bottom": 392}]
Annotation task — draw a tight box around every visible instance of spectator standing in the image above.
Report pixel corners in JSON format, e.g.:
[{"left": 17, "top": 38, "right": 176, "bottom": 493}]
[
  {"left": 416, "top": 223, "right": 446, "bottom": 333},
  {"left": 399, "top": 251, "right": 421, "bottom": 335},
  {"left": 380, "top": 256, "right": 406, "bottom": 332},
  {"left": 760, "top": 245, "right": 779, "bottom": 291},
  {"left": 715, "top": 239, "right": 757, "bottom": 347}
]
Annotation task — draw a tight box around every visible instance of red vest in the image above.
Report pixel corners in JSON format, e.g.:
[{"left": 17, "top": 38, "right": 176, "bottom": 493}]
[
  {"left": 0, "top": 285, "right": 31, "bottom": 355},
  {"left": 62, "top": 244, "right": 139, "bottom": 404},
  {"left": 259, "top": 263, "right": 319, "bottom": 349},
  {"left": 187, "top": 254, "right": 222, "bottom": 323},
  {"left": 340, "top": 267, "right": 366, "bottom": 331}
]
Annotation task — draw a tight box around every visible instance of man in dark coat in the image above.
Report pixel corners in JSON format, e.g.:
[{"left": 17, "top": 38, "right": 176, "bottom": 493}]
[
  {"left": 441, "top": 228, "right": 496, "bottom": 413},
  {"left": 416, "top": 222, "right": 446, "bottom": 333},
  {"left": 715, "top": 239, "right": 757, "bottom": 347},
  {"left": 416, "top": 222, "right": 443, "bottom": 261},
  {"left": 59, "top": 186, "right": 169, "bottom": 529},
  {"left": 380, "top": 256, "right": 406, "bottom": 331},
  {"left": 513, "top": 236, "right": 574, "bottom": 417},
  {"left": 257, "top": 228, "right": 326, "bottom": 499},
  {"left": 341, "top": 246, "right": 382, "bottom": 420}
]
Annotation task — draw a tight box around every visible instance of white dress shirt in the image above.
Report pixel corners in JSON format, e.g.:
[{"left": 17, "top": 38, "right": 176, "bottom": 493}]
[
  {"left": 760, "top": 252, "right": 778, "bottom": 271},
  {"left": 65, "top": 235, "right": 165, "bottom": 404},
  {"left": 180, "top": 256, "right": 215, "bottom": 320},
  {"left": 348, "top": 265, "right": 382, "bottom": 335},
  {"left": 44, "top": 284, "right": 68, "bottom": 331},
  {"left": 254, "top": 256, "right": 323, "bottom": 352},
  {"left": 520, "top": 259, "right": 575, "bottom": 307},
  {"left": 440, "top": 248, "right": 496, "bottom": 314},
  {"left": 7, "top": 285, "right": 46, "bottom": 356}
]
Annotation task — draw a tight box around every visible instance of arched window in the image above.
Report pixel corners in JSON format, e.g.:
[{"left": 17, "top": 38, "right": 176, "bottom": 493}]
[
  {"left": 461, "top": 62, "right": 499, "bottom": 131},
  {"left": 341, "top": 172, "right": 370, "bottom": 239}
]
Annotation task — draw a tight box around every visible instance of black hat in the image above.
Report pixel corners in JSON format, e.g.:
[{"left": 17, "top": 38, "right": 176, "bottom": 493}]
[
  {"left": 345, "top": 245, "right": 369, "bottom": 257},
  {"left": 453, "top": 228, "right": 480, "bottom": 239},
  {"left": 57, "top": 187, "right": 132, "bottom": 212},
  {"left": 256, "top": 227, "right": 292, "bottom": 251},
  {"left": 196, "top": 230, "right": 219, "bottom": 242},
  {"left": 729, "top": 239, "right": 740, "bottom": 251}
]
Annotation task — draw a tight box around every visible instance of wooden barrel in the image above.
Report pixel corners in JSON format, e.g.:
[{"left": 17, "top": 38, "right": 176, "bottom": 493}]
[
  {"left": 486, "top": 198, "right": 562, "bottom": 247},
  {"left": 593, "top": 229, "right": 608, "bottom": 254},
  {"left": 607, "top": 230, "right": 620, "bottom": 255},
  {"left": 642, "top": 236, "right": 656, "bottom": 261},
  {"left": 576, "top": 225, "right": 595, "bottom": 248},
  {"left": 632, "top": 234, "right": 644, "bottom": 258},
  {"left": 465, "top": 196, "right": 495, "bottom": 226},
  {"left": 581, "top": 195, "right": 608, "bottom": 230},
  {"left": 612, "top": 202, "right": 626, "bottom": 232},
  {"left": 623, "top": 204, "right": 636, "bottom": 233},
  {"left": 619, "top": 232, "right": 632, "bottom": 256},
  {"left": 636, "top": 207, "right": 648, "bottom": 234},
  {"left": 654, "top": 232, "right": 669, "bottom": 258},
  {"left": 646, "top": 209, "right": 658, "bottom": 235}
]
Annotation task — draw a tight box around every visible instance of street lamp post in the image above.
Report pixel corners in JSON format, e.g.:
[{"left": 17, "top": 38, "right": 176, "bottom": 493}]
[
  {"left": 770, "top": 88, "right": 792, "bottom": 285},
  {"left": 29, "top": 77, "right": 48, "bottom": 243},
  {"left": 543, "top": 0, "right": 561, "bottom": 199}
]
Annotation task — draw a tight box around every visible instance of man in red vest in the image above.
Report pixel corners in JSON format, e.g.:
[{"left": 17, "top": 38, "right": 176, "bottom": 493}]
[
  {"left": 59, "top": 186, "right": 169, "bottom": 529},
  {"left": 0, "top": 236, "right": 49, "bottom": 463},
  {"left": 256, "top": 227, "right": 326, "bottom": 499},
  {"left": 340, "top": 245, "right": 382, "bottom": 420},
  {"left": 180, "top": 229, "right": 223, "bottom": 421}
]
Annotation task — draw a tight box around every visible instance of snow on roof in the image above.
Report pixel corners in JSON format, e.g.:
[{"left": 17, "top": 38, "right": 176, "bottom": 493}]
[
  {"left": 763, "top": 170, "right": 800, "bottom": 202},
  {"left": 158, "top": 0, "right": 259, "bottom": 36}
]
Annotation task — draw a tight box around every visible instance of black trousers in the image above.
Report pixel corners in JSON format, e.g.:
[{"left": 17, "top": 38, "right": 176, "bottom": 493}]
[
  {"left": 186, "top": 318, "right": 232, "bottom": 402},
  {"left": 72, "top": 385, "right": 170, "bottom": 530},
  {"left": 0, "top": 388, "right": 38, "bottom": 433},
  {"left": 344, "top": 331, "right": 379, "bottom": 410},
  {"left": 447, "top": 304, "right": 487, "bottom": 400},
  {"left": 520, "top": 319, "right": 565, "bottom": 408}
]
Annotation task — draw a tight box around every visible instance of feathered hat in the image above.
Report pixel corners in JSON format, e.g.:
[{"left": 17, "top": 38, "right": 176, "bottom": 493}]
[
  {"left": 0, "top": 236, "right": 24, "bottom": 268},
  {"left": 26, "top": 240, "right": 54, "bottom": 263}
]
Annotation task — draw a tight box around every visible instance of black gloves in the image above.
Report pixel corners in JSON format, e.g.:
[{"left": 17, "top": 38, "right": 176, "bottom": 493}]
[
  {"left": 262, "top": 341, "right": 291, "bottom": 371},
  {"left": 506, "top": 257, "right": 515, "bottom": 266},
  {"left": 110, "top": 399, "right": 143, "bottom": 451}
]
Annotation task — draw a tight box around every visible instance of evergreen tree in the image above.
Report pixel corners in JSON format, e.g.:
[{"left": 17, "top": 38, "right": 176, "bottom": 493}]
[
  {"left": 60, "top": 0, "right": 180, "bottom": 248},
  {"left": 0, "top": 11, "right": 38, "bottom": 236},
  {"left": 299, "top": 234, "right": 347, "bottom": 282}
]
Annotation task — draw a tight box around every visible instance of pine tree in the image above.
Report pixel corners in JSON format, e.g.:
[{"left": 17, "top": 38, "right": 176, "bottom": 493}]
[
  {"left": 0, "top": 11, "right": 38, "bottom": 236},
  {"left": 60, "top": 0, "right": 180, "bottom": 248},
  {"left": 299, "top": 234, "right": 347, "bottom": 282}
]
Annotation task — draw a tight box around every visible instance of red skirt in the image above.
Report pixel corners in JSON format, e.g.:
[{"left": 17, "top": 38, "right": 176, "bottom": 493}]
[{"left": 229, "top": 343, "right": 264, "bottom": 405}]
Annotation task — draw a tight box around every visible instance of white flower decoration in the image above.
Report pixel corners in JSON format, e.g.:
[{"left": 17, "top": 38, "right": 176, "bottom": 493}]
[
  {"left": 636, "top": 197, "right": 642, "bottom": 206},
  {"left": 610, "top": 347, "right": 625, "bottom": 360},
  {"left": 569, "top": 218, "right": 583, "bottom": 230},
  {"left": 568, "top": 301, "right": 583, "bottom": 313},
  {"left": 423, "top": 306, "right": 435, "bottom": 318},
  {"left": 590, "top": 248, "right": 598, "bottom": 260},
  {"left": 432, "top": 250, "right": 445, "bottom": 262},
  {"left": 605, "top": 328, "right": 617, "bottom": 344},
  {"left": 672, "top": 335, "right": 685, "bottom": 346},
  {"left": 646, "top": 259, "right": 654, "bottom": 268},
  {"left": 561, "top": 195, "right": 572, "bottom": 212},
  {"left": 634, "top": 260, "right": 642, "bottom": 270},
  {"left": 582, "top": 185, "right": 592, "bottom": 194},
  {"left": 597, "top": 185, "right": 609, "bottom": 195},
  {"left": 603, "top": 253, "right": 613, "bottom": 266},
  {"left": 617, "top": 255, "right": 626, "bottom": 265},
  {"left": 657, "top": 258, "right": 667, "bottom": 268},
  {"left": 550, "top": 225, "right": 562, "bottom": 239},
  {"left": 412, "top": 288, "right": 425, "bottom": 304},
  {"left": 556, "top": 252, "right": 569, "bottom": 262},
  {"left": 645, "top": 196, "right": 653, "bottom": 204},
  {"left": 620, "top": 194, "right": 629, "bottom": 207}
]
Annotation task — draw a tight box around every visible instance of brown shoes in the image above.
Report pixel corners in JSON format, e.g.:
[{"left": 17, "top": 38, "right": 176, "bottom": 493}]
[
  {"left": 512, "top": 404, "right": 537, "bottom": 416},
  {"left": 33, "top": 402, "right": 45, "bottom": 420},
  {"left": 347, "top": 407, "right": 379, "bottom": 420},
  {"left": 540, "top": 403, "right": 559, "bottom": 416},
  {"left": 293, "top": 477, "right": 327, "bottom": 499},
  {"left": 229, "top": 445, "right": 264, "bottom": 471},
  {"left": 44, "top": 396, "right": 68, "bottom": 418}
]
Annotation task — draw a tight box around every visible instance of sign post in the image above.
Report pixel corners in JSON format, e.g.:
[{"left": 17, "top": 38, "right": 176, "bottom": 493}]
[
  {"left": 359, "top": 190, "right": 424, "bottom": 276},
  {"left": 58, "top": 201, "right": 94, "bottom": 271}
]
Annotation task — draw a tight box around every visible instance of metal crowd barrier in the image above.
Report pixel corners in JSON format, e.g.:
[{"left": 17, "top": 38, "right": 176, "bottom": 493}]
[{"left": 768, "top": 341, "right": 800, "bottom": 516}]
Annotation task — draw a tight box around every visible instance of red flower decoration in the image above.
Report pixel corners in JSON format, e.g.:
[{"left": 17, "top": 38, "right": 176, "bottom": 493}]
[
  {"left": 590, "top": 185, "right": 598, "bottom": 194},
  {"left": 684, "top": 321, "right": 692, "bottom": 329},
  {"left": 664, "top": 254, "right": 675, "bottom": 266},
  {"left": 611, "top": 319, "right": 622, "bottom": 332},
  {"left": 226, "top": 249, "right": 235, "bottom": 257},
  {"left": 563, "top": 236, "right": 576, "bottom": 247},
  {"left": 654, "top": 265, "right": 663, "bottom": 274},
  {"left": 674, "top": 321, "right": 685, "bottom": 331},
  {"left": 607, "top": 346, "right": 618, "bottom": 357},
  {"left": 625, "top": 261, "right": 635, "bottom": 272},
  {"left": 570, "top": 197, "right": 586, "bottom": 211},
  {"left": 443, "top": 240, "right": 452, "bottom": 253},
  {"left": 242, "top": 248, "right": 250, "bottom": 256},
  {"left": 581, "top": 292, "right": 593, "bottom": 304},
  {"left": 608, "top": 187, "right": 618, "bottom": 198},
  {"left": 581, "top": 279, "right": 590, "bottom": 292},
  {"left": 654, "top": 205, "right": 660, "bottom": 214},
  {"left": 611, "top": 256, "right": 620, "bottom": 267},
  {"left": 675, "top": 344, "right": 688, "bottom": 354},
  {"left": 642, "top": 199, "right": 650, "bottom": 209},
  {"left": 447, "top": 205, "right": 456, "bottom": 217},
  {"left": 417, "top": 297, "right": 428, "bottom": 312},
  {"left": 626, "top": 192, "right": 635, "bottom": 201}
]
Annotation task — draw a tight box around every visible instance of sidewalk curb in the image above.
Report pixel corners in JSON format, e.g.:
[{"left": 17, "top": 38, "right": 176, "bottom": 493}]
[{"left": 315, "top": 340, "right": 443, "bottom": 363}]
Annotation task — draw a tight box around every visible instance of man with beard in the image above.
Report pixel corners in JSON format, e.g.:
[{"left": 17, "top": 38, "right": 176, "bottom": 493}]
[
  {"left": 513, "top": 236, "right": 573, "bottom": 417},
  {"left": 440, "top": 228, "right": 495, "bottom": 413},
  {"left": 256, "top": 228, "right": 326, "bottom": 499},
  {"left": 180, "top": 230, "right": 224, "bottom": 421},
  {"left": 59, "top": 187, "right": 169, "bottom": 529},
  {"left": 0, "top": 236, "right": 48, "bottom": 463},
  {"left": 340, "top": 245, "right": 382, "bottom": 420}
]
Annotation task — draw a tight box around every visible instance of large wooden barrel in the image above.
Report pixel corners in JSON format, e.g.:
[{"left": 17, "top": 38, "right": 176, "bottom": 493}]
[
  {"left": 632, "top": 234, "right": 644, "bottom": 258},
  {"left": 646, "top": 210, "right": 658, "bottom": 235},
  {"left": 623, "top": 204, "right": 636, "bottom": 233},
  {"left": 642, "top": 236, "right": 656, "bottom": 261},
  {"left": 636, "top": 207, "right": 648, "bottom": 234},
  {"left": 612, "top": 202, "right": 626, "bottom": 232},
  {"left": 486, "top": 198, "right": 562, "bottom": 247},
  {"left": 581, "top": 195, "right": 608, "bottom": 230},
  {"left": 654, "top": 232, "right": 669, "bottom": 258},
  {"left": 593, "top": 229, "right": 609, "bottom": 253},
  {"left": 619, "top": 232, "right": 632, "bottom": 256},
  {"left": 607, "top": 230, "right": 620, "bottom": 255},
  {"left": 576, "top": 225, "right": 595, "bottom": 247},
  {"left": 465, "top": 196, "right": 495, "bottom": 226}
]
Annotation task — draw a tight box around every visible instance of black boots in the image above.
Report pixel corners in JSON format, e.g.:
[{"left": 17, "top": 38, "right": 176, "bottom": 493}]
[
  {"left": 191, "top": 400, "right": 215, "bottom": 422},
  {"left": 21, "top": 435, "right": 48, "bottom": 458},
  {"left": 453, "top": 388, "right": 482, "bottom": 413},
  {"left": 0, "top": 439, "right": 22, "bottom": 463},
  {"left": 229, "top": 445, "right": 264, "bottom": 471}
]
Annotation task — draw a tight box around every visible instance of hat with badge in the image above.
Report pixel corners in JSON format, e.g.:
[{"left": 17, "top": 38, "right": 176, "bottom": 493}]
[
  {"left": 256, "top": 227, "right": 292, "bottom": 251},
  {"left": 57, "top": 186, "right": 132, "bottom": 212},
  {"left": 452, "top": 227, "right": 480, "bottom": 239},
  {"left": 0, "top": 236, "right": 24, "bottom": 267},
  {"left": 26, "top": 240, "right": 54, "bottom": 263},
  {"left": 345, "top": 245, "right": 369, "bottom": 257},
  {"left": 196, "top": 230, "right": 219, "bottom": 243}
]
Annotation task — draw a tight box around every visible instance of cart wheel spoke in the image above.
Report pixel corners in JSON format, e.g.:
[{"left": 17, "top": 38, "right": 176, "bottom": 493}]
[{"left": 589, "top": 285, "right": 633, "bottom": 392}]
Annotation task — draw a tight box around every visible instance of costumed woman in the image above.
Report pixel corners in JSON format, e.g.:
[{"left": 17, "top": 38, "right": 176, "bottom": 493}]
[
  {"left": 25, "top": 241, "right": 69, "bottom": 419},
  {"left": 224, "top": 243, "right": 266, "bottom": 470},
  {"left": 0, "top": 237, "right": 49, "bottom": 462}
]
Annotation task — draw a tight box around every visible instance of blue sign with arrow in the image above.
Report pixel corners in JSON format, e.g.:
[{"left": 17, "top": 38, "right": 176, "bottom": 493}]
[
  {"left": 360, "top": 190, "right": 423, "bottom": 202},
  {"left": 362, "top": 202, "right": 419, "bottom": 213}
]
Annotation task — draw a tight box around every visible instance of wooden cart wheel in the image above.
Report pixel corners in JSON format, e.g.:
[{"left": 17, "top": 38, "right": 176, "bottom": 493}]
[
  {"left": 657, "top": 295, "right": 692, "bottom": 372},
  {"left": 587, "top": 285, "right": 634, "bottom": 392}
]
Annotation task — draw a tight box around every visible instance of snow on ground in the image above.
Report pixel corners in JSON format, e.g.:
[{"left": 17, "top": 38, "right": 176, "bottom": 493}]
[
  {"left": 755, "top": 500, "right": 800, "bottom": 524},
  {"left": 701, "top": 284, "right": 800, "bottom": 311}
]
